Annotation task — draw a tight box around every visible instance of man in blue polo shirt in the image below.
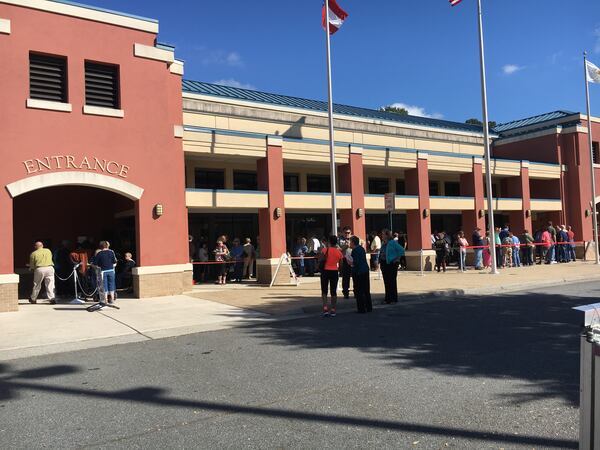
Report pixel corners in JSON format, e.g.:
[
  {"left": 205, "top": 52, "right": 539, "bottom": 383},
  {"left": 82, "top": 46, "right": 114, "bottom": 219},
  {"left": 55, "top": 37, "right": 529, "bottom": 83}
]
[{"left": 94, "top": 241, "right": 118, "bottom": 304}]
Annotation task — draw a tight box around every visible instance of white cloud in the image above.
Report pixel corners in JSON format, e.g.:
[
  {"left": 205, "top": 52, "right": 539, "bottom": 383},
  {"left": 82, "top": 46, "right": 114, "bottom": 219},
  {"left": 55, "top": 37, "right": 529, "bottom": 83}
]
[
  {"left": 201, "top": 50, "right": 244, "bottom": 67},
  {"left": 213, "top": 79, "right": 255, "bottom": 90},
  {"left": 386, "top": 102, "right": 443, "bottom": 119},
  {"left": 502, "top": 64, "right": 523, "bottom": 75}
]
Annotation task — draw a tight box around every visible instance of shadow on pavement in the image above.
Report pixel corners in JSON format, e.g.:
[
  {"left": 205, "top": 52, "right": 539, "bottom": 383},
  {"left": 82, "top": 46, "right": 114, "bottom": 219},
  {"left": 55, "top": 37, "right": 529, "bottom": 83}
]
[
  {"left": 0, "top": 362, "right": 577, "bottom": 448},
  {"left": 240, "top": 290, "right": 584, "bottom": 407}
]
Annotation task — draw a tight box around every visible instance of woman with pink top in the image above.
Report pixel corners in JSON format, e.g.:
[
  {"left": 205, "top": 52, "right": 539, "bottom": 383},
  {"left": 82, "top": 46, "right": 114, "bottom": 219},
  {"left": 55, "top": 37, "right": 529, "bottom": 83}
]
[
  {"left": 483, "top": 232, "right": 492, "bottom": 269},
  {"left": 457, "top": 231, "right": 468, "bottom": 272}
]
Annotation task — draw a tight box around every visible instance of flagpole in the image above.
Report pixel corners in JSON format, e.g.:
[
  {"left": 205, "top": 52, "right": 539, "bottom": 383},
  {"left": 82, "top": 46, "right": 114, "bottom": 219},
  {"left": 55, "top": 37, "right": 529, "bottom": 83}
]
[
  {"left": 584, "top": 51, "right": 600, "bottom": 264},
  {"left": 324, "top": 0, "right": 338, "bottom": 237},
  {"left": 477, "top": 0, "right": 499, "bottom": 274}
]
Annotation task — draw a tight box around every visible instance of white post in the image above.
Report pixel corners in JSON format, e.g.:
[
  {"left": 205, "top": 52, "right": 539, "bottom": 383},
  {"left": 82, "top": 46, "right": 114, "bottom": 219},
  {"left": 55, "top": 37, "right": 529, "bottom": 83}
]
[
  {"left": 324, "top": 0, "right": 338, "bottom": 237},
  {"left": 419, "top": 248, "right": 424, "bottom": 277},
  {"left": 477, "top": 0, "right": 499, "bottom": 274},
  {"left": 584, "top": 52, "right": 600, "bottom": 265}
]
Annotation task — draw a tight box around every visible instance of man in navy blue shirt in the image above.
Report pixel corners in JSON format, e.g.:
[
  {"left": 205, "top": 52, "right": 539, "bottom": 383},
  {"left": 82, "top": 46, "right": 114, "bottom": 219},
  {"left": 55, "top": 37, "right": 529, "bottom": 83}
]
[
  {"left": 93, "top": 241, "right": 118, "bottom": 304},
  {"left": 349, "top": 236, "right": 372, "bottom": 314}
]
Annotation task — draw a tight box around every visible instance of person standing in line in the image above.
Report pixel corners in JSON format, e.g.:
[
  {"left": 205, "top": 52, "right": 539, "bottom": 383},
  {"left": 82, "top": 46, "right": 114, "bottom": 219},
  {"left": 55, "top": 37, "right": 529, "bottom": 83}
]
[
  {"left": 521, "top": 229, "right": 534, "bottom": 266},
  {"left": 472, "top": 228, "right": 484, "bottom": 270},
  {"left": 242, "top": 237, "right": 256, "bottom": 279},
  {"left": 196, "top": 242, "right": 209, "bottom": 283},
  {"left": 339, "top": 226, "right": 353, "bottom": 299},
  {"left": 510, "top": 231, "right": 521, "bottom": 267},
  {"left": 483, "top": 231, "right": 492, "bottom": 269},
  {"left": 213, "top": 240, "right": 230, "bottom": 285},
  {"left": 370, "top": 231, "right": 381, "bottom": 271},
  {"left": 318, "top": 235, "right": 344, "bottom": 317},
  {"left": 557, "top": 225, "right": 569, "bottom": 262},
  {"left": 348, "top": 235, "right": 372, "bottom": 313},
  {"left": 502, "top": 233, "right": 513, "bottom": 268},
  {"left": 546, "top": 221, "right": 557, "bottom": 263},
  {"left": 397, "top": 231, "right": 408, "bottom": 270},
  {"left": 306, "top": 234, "right": 321, "bottom": 276},
  {"left": 494, "top": 227, "right": 503, "bottom": 268},
  {"left": 434, "top": 232, "right": 450, "bottom": 273},
  {"left": 540, "top": 227, "right": 553, "bottom": 264},
  {"left": 567, "top": 226, "right": 577, "bottom": 262},
  {"left": 457, "top": 231, "right": 468, "bottom": 272},
  {"left": 29, "top": 241, "right": 56, "bottom": 304},
  {"left": 229, "top": 238, "right": 244, "bottom": 282},
  {"left": 94, "top": 241, "right": 118, "bottom": 304},
  {"left": 379, "top": 229, "right": 403, "bottom": 304},
  {"left": 293, "top": 237, "right": 308, "bottom": 277}
]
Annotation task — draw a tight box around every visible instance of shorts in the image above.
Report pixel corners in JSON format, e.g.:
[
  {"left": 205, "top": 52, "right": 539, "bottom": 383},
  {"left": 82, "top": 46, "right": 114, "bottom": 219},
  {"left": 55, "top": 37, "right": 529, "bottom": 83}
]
[
  {"left": 320, "top": 270, "right": 339, "bottom": 297},
  {"left": 219, "top": 262, "right": 228, "bottom": 276},
  {"left": 102, "top": 269, "right": 116, "bottom": 293}
]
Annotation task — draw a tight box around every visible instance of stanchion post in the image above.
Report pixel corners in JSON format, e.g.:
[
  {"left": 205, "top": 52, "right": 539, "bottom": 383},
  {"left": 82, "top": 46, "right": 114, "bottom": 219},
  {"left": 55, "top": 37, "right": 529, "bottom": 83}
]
[{"left": 419, "top": 248, "right": 425, "bottom": 277}]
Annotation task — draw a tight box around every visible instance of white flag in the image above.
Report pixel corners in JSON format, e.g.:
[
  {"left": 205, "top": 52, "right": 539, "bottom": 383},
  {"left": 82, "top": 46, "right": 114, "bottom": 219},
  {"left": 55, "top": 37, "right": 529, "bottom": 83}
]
[{"left": 587, "top": 60, "right": 600, "bottom": 84}]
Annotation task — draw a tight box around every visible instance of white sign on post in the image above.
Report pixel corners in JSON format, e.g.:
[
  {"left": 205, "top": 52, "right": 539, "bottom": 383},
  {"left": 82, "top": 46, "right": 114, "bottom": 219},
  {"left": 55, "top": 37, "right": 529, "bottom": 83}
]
[{"left": 384, "top": 192, "right": 395, "bottom": 212}]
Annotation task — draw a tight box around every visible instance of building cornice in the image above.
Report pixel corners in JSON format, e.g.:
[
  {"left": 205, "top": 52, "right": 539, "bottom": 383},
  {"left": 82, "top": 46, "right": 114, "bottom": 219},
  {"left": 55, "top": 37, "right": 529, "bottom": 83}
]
[
  {"left": 0, "top": 0, "right": 159, "bottom": 33},
  {"left": 182, "top": 92, "right": 493, "bottom": 142},
  {"left": 182, "top": 95, "right": 488, "bottom": 148}
]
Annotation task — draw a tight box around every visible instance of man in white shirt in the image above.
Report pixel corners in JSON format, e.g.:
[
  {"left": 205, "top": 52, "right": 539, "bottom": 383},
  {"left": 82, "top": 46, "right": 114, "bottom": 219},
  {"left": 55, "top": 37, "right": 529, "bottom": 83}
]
[{"left": 370, "top": 232, "right": 381, "bottom": 271}]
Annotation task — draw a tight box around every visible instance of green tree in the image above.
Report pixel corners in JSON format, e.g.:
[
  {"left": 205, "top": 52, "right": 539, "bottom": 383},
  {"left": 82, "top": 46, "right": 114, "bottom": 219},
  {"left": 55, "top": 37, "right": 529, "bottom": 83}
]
[
  {"left": 465, "top": 118, "right": 497, "bottom": 128},
  {"left": 381, "top": 105, "right": 409, "bottom": 115}
]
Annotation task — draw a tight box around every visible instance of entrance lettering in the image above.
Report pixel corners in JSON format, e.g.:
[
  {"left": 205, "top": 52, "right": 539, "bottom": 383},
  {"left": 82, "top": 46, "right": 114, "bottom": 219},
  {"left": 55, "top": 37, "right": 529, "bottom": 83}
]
[{"left": 22, "top": 155, "right": 131, "bottom": 179}]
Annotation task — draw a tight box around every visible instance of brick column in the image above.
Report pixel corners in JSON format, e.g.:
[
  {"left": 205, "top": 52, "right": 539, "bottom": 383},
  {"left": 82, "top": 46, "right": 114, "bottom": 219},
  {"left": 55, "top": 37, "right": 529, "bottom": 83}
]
[
  {"left": 339, "top": 145, "right": 366, "bottom": 241},
  {"left": 460, "top": 157, "right": 485, "bottom": 235},
  {"left": 0, "top": 190, "right": 18, "bottom": 312},
  {"left": 405, "top": 152, "right": 434, "bottom": 270},
  {"left": 256, "top": 136, "right": 287, "bottom": 284},
  {"left": 507, "top": 161, "right": 532, "bottom": 235}
]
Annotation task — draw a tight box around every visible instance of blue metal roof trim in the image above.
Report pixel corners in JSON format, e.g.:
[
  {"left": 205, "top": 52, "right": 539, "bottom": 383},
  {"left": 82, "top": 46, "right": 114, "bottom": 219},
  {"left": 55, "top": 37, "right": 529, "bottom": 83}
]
[
  {"left": 182, "top": 80, "right": 486, "bottom": 135},
  {"left": 48, "top": 0, "right": 158, "bottom": 23},
  {"left": 494, "top": 110, "right": 577, "bottom": 133}
]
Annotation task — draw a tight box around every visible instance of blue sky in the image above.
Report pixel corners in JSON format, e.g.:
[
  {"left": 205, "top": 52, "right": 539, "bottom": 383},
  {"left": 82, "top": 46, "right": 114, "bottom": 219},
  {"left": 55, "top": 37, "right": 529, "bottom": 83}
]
[{"left": 88, "top": 0, "right": 599, "bottom": 125}]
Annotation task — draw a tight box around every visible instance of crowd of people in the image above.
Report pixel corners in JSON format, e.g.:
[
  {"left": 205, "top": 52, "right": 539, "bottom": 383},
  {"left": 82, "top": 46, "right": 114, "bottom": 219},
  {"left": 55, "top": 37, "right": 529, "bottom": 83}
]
[
  {"left": 189, "top": 235, "right": 257, "bottom": 285},
  {"left": 28, "top": 238, "right": 135, "bottom": 305}
]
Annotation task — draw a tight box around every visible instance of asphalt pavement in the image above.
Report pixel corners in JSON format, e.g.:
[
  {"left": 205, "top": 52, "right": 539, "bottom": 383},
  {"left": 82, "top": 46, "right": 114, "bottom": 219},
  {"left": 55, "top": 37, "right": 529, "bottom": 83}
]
[{"left": 0, "top": 280, "right": 593, "bottom": 449}]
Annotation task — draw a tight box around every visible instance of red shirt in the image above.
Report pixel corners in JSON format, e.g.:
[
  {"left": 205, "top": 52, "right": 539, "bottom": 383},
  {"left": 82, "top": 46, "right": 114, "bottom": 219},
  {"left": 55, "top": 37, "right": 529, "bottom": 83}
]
[
  {"left": 567, "top": 230, "right": 575, "bottom": 241},
  {"left": 541, "top": 231, "right": 552, "bottom": 248},
  {"left": 321, "top": 247, "right": 343, "bottom": 271}
]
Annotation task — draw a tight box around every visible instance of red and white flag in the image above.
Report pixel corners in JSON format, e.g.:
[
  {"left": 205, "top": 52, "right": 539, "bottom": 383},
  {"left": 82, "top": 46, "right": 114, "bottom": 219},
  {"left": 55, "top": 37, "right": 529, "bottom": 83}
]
[
  {"left": 322, "top": 0, "right": 348, "bottom": 35},
  {"left": 449, "top": 0, "right": 463, "bottom": 6}
]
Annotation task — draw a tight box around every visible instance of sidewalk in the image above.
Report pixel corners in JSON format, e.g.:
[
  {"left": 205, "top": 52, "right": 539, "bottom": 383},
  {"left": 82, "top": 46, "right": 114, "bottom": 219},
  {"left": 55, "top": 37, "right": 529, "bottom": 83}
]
[
  {"left": 188, "top": 261, "right": 600, "bottom": 315},
  {"left": 1, "top": 261, "right": 598, "bottom": 361}
]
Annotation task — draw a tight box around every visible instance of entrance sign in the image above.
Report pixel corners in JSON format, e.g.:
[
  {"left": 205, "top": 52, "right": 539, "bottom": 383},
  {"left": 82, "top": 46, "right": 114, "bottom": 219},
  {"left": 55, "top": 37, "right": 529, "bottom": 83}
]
[
  {"left": 22, "top": 155, "right": 130, "bottom": 178},
  {"left": 384, "top": 192, "right": 395, "bottom": 212}
]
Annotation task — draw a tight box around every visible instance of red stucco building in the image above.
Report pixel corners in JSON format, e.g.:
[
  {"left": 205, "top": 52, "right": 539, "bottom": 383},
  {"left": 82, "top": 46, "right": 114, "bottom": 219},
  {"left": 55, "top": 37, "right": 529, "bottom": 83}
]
[{"left": 0, "top": 0, "right": 598, "bottom": 313}]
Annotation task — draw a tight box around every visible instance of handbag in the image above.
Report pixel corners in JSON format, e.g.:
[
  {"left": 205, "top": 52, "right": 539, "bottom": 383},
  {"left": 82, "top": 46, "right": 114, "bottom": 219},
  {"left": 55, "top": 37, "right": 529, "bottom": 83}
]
[{"left": 318, "top": 248, "right": 329, "bottom": 272}]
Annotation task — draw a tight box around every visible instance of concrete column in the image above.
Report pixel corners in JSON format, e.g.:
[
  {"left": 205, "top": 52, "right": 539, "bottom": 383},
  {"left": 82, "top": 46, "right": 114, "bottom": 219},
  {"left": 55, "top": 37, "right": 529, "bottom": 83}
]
[
  {"left": 460, "top": 157, "right": 486, "bottom": 235},
  {"left": 405, "top": 153, "right": 434, "bottom": 270},
  {"left": 0, "top": 190, "right": 18, "bottom": 312},
  {"left": 256, "top": 136, "right": 288, "bottom": 284},
  {"left": 507, "top": 161, "right": 532, "bottom": 235},
  {"left": 339, "top": 145, "right": 366, "bottom": 241}
]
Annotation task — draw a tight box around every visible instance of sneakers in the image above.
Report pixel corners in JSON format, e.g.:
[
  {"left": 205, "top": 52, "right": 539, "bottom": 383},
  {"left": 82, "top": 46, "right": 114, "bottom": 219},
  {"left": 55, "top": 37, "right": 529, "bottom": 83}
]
[
  {"left": 322, "top": 310, "right": 330, "bottom": 317},
  {"left": 28, "top": 298, "right": 36, "bottom": 304},
  {"left": 330, "top": 310, "right": 337, "bottom": 317}
]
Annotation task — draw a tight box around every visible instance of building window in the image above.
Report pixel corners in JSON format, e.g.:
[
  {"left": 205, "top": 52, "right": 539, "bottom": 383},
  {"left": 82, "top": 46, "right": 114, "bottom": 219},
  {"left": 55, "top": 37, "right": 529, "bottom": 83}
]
[
  {"left": 195, "top": 169, "right": 225, "bottom": 189},
  {"left": 444, "top": 182, "right": 460, "bottom": 196},
  {"left": 284, "top": 173, "right": 299, "bottom": 192},
  {"left": 429, "top": 181, "right": 439, "bottom": 196},
  {"left": 484, "top": 184, "right": 499, "bottom": 198},
  {"left": 85, "top": 62, "right": 120, "bottom": 109},
  {"left": 396, "top": 180, "right": 406, "bottom": 195},
  {"left": 368, "top": 177, "right": 390, "bottom": 195},
  {"left": 593, "top": 142, "right": 600, "bottom": 164},
  {"left": 307, "top": 174, "right": 330, "bottom": 193},
  {"left": 233, "top": 171, "right": 258, "bottom": 191},
  {"left": 29, "top": 53, "right": 67, "bottom": 102}
]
